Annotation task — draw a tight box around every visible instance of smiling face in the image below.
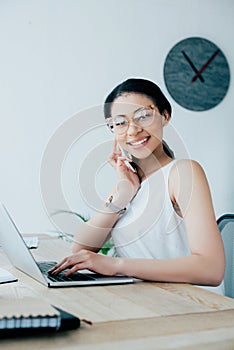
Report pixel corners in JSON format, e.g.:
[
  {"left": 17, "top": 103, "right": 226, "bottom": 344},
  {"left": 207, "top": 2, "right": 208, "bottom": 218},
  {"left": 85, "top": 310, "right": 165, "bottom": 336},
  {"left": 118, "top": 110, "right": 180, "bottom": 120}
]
[{"left": 110, "top": 93, "right": 170, "bottom": 159}]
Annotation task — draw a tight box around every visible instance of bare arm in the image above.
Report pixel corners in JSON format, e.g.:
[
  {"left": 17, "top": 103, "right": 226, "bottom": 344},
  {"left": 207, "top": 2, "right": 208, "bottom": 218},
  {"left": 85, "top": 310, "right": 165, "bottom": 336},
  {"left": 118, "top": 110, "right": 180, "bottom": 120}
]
[{"left": 71, "top": 203, "right": 125, "bottom": 254}]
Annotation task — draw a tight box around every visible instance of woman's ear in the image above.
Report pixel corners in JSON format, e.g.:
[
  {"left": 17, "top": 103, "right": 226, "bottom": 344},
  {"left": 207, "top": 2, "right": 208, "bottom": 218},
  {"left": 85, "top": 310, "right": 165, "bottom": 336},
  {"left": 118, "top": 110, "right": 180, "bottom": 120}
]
[{"left": 162, "top": 110, "right": 171, "bottom": 126}]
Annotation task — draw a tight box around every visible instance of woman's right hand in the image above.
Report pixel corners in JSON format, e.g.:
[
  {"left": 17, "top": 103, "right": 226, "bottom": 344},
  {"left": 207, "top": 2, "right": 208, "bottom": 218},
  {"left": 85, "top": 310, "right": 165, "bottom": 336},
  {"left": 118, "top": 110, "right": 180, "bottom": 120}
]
[{"left": 108, "top": 140, "right": 140, "bottom": 206}]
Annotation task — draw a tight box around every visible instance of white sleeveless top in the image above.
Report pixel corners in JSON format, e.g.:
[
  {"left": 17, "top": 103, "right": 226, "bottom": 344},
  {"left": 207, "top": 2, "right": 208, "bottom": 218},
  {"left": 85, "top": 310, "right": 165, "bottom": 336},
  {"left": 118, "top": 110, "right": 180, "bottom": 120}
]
[{"left": 111, "top": 160, "right": 224, "bottom": 295}]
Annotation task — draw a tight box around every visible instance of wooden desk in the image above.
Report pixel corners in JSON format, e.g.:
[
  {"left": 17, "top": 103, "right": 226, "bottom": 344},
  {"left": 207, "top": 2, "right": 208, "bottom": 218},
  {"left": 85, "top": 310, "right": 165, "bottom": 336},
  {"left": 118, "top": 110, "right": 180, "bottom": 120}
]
[{"left": 1, "top": 235, "right": 234, "bottom": 349}]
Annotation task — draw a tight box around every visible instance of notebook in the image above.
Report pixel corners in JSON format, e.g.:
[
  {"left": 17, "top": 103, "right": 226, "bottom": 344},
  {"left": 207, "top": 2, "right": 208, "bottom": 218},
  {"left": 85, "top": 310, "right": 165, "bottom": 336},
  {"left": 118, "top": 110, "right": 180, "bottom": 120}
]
[
  {"left": 0, "top": 297, "right": 80, "bottom": 337},
  {"left": 0, "top": 203, "right": 134, "bottom": 287}
]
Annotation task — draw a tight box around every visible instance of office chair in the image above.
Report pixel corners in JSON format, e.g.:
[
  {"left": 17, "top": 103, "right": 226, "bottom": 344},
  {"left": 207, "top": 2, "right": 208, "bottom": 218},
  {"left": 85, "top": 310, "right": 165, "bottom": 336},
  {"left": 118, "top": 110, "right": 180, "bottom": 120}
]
[{"left": 217, "top": 214, "right": 234, "bottom": 298}]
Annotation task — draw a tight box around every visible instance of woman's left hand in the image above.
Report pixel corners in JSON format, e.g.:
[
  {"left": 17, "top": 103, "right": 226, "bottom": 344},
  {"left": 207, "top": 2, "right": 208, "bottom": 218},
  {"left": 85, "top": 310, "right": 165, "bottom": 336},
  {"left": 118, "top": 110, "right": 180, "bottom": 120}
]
[{"left": 48, "top": 250, "right": 119, "bottom": 277}]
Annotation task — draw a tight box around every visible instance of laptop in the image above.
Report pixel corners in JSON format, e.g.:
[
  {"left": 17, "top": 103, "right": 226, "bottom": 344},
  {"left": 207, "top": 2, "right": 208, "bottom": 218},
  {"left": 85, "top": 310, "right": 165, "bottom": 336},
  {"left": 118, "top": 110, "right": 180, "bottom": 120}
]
[{"left": 0, "top": 204, "right": 134, "bottom": 287}]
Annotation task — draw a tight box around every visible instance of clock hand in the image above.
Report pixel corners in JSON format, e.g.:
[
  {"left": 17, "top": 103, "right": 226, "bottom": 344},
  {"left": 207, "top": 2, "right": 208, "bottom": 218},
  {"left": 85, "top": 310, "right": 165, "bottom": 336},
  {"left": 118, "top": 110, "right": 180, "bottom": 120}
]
[
  {"left": 181, "top": 51, "right": 204, "bottom": 83},
  {"left": 191, "top": 49, "right": 220, "bottom": 83}
]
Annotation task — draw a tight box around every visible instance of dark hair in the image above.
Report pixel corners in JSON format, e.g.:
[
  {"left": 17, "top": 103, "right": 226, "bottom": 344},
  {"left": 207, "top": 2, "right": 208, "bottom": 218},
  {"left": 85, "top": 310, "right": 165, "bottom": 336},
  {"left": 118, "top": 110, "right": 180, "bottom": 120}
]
[
  {"left": 104, "top": 78, "right": 172, "bottom": 118},
  {"left": 104, "top": 78, "right": 174, "bottom": 159}
]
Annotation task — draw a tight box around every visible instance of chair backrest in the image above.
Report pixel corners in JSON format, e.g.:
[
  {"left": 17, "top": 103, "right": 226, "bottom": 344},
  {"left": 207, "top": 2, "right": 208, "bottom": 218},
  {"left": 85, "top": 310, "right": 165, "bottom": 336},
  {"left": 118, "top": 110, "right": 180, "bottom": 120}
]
[{"left": 217, "top": 214, "right": 234, "bottom": 298}]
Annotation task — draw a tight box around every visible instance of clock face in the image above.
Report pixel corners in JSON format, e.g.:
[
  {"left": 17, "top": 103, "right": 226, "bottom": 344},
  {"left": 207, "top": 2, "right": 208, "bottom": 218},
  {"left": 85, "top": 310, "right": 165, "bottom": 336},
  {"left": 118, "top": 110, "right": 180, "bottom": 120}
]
[{"left": 163, "top": 37, "right": 230, "bottom": 111}]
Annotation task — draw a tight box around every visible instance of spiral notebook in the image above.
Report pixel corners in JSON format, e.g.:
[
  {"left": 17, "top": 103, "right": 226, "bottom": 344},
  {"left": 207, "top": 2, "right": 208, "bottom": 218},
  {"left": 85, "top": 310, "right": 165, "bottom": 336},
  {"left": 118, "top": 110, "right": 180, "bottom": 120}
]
[{"left": 0, "top": 298, "right": 80, "bottom": 337}]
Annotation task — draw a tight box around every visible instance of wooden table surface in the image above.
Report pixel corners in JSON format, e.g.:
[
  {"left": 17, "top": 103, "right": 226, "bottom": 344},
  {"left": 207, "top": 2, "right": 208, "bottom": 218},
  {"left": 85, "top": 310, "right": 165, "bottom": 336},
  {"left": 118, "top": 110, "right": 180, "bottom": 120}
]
[{"left": 1, "top": 235, "right": 234, "bottom": 349}]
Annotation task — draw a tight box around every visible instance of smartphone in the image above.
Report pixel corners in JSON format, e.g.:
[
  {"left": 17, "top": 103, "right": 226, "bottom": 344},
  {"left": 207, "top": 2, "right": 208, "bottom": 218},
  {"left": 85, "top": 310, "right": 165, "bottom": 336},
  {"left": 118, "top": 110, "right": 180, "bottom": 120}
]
[{"left": 118, "top": 145, "right": 137, "bottom": 173}]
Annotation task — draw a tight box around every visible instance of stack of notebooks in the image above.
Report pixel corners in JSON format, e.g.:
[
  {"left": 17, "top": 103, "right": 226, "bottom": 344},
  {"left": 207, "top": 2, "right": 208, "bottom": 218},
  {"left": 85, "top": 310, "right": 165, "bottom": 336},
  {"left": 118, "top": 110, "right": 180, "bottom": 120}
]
[{"left": 0, "top": 298, "right": 80, "bottom": 337}]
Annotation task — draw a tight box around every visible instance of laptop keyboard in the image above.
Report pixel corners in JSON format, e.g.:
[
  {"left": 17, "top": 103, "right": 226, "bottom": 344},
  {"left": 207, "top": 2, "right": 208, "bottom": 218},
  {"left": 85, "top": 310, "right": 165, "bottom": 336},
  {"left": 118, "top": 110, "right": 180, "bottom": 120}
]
[{"left": 37, "top": 261, "right": 95, "bottom": 282}]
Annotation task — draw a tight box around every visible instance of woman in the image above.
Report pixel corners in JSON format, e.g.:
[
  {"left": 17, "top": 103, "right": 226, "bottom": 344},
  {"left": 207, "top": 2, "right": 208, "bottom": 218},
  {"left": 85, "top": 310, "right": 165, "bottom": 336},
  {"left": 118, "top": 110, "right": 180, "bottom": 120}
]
[{"left": 49, "top": 78, "right": 225, "bottom": 292}]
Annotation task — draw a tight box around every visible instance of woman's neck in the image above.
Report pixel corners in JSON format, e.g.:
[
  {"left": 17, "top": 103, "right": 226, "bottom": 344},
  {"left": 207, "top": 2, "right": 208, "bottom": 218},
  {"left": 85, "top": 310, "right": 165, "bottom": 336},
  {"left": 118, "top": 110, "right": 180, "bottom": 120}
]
[{"left": 135, "top": 145, "right": 172, "bottom": 182}]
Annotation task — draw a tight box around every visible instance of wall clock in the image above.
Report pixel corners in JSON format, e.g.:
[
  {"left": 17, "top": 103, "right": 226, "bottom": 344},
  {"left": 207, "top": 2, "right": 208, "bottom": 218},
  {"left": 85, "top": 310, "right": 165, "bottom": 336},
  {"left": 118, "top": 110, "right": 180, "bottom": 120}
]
[{"left": 163, "top": 37, "right": 230, "bottom": 111}]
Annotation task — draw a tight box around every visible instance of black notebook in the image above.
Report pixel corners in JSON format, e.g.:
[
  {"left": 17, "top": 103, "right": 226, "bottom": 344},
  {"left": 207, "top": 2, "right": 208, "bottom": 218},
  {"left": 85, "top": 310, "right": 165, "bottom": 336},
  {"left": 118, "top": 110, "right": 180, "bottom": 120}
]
[{"left": 0, "top": 298, "right": 80, "bottom": 337}]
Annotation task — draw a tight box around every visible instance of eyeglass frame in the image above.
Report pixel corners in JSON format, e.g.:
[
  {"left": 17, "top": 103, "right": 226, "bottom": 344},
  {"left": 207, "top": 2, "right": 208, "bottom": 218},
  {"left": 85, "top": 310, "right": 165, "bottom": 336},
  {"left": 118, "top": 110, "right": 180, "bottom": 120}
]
[{"left": 105, "top": 104, "right": 159, "bottom": 134}]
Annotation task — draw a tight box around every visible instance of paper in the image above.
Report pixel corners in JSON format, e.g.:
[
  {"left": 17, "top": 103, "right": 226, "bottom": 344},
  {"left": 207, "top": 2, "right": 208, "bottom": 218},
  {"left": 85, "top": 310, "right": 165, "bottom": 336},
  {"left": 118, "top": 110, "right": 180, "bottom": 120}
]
[
  {"left": 23, "top": 236, "right": 39, "bottom": 249},
  {"left": 0, "top": 268, "right": 17, "bottom": 284}
]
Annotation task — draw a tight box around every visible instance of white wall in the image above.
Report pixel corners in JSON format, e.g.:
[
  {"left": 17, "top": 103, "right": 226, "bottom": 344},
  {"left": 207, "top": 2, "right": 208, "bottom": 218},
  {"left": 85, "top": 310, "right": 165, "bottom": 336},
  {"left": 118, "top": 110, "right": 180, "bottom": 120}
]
[{"left": 0, "top": 0, "right": 233, "bottom": 235}]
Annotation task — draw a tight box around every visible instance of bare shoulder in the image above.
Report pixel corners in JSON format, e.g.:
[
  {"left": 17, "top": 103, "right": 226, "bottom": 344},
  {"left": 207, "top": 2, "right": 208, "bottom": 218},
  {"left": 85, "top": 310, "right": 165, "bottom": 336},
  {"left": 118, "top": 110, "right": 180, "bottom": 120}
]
[
  {"left": 170, "top": 159, "right": 206, "bottom": 179},
  {"left": 169, "top": 159, "right": 209, "bottom": 200}
]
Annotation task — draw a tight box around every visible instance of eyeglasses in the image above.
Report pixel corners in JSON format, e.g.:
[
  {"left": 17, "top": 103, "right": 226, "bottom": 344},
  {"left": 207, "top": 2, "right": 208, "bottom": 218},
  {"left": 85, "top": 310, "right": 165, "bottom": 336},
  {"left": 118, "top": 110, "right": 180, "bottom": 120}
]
[{"left": 106, "top": 104, "right": 157, "bottom": 135}]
